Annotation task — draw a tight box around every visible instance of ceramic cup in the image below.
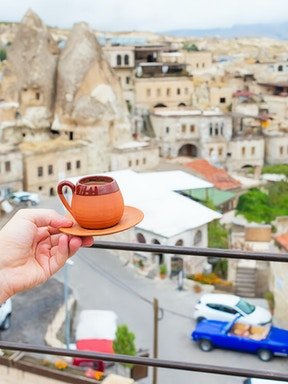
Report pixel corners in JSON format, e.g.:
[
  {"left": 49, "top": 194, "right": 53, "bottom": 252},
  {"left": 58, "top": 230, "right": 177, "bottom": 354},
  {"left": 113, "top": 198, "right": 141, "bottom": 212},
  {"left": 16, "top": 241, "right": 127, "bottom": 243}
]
[{"left": 57, "top": 175, "right": 124, "bottom": 229}]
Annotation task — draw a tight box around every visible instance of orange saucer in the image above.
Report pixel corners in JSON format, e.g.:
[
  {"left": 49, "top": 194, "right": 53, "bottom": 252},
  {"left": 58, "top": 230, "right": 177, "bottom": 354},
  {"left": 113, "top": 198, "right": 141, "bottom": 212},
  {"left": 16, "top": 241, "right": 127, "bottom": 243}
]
[{"left": 59, "top": 206, "right": 144, "bottom": 237}]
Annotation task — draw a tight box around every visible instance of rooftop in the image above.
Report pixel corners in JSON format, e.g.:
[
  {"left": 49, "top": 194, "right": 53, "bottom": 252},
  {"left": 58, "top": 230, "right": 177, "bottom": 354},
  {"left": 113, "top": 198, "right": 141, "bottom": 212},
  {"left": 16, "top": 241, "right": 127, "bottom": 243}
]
[{"left": 185, "top": 159, "right": 241, "bottom": 190}]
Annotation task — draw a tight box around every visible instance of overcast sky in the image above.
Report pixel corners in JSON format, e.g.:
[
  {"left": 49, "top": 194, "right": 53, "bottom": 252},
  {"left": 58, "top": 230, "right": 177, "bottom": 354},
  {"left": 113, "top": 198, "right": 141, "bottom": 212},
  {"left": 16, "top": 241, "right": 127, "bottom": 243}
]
[{"left": 1, "top": 0, "right": 288, "bottom": 32}]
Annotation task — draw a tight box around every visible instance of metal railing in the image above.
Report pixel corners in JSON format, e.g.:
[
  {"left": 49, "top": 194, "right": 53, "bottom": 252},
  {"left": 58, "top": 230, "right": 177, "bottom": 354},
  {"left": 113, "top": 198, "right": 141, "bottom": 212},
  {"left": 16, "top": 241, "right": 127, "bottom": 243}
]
[{"left": 1, "top": 241, "right": 288, "bottom": 382}]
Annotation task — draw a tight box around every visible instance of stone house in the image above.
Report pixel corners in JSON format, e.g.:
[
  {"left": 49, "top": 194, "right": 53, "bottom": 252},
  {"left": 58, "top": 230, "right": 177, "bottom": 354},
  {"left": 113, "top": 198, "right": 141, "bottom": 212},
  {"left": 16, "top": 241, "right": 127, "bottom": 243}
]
[
  {"left": 0, "top": 144, "right": 23, "bottom": 198},
  {"left": 150, "top": 107, "right": 232, "bottom": 160}
]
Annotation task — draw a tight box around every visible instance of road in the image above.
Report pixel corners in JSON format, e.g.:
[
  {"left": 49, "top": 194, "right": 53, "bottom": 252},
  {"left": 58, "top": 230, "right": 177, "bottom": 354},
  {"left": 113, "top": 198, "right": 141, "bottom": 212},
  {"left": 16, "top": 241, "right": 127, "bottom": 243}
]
[{"left": 34, "top": 197, "right": 288, "bottom": 383}]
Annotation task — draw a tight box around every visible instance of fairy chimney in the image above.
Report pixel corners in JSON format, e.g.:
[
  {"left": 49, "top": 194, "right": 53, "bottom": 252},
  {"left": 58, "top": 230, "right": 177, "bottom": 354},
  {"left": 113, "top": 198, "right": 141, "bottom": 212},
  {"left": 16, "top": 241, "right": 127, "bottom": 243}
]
[
  {"left": 53, "top": 22, "right": 131, "bottom": 145},
  {"left": 1, "top": 9, "right": 59, "bottom": 126}
]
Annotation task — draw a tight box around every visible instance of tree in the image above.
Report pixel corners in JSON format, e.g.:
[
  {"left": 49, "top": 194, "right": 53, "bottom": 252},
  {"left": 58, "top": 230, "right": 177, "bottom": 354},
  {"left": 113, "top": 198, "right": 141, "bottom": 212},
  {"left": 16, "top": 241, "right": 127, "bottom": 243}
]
[
  {"left": 0, "top": 48, "right": 7, "bottom": 61},
  {"left": 113, "top": 324, "right": 137, "bottom": 368},
  {"left": 236, "top": 183, "right": 288, "bottom": 224},
  {"left": 236, "top": 188, "right": 272, "bottom": 223},
  {"left": 183, "top": 42, "right": 199, "bottom": 52},
  {"left": 208, "top": 220, "right": 229, "bottom": 249}
]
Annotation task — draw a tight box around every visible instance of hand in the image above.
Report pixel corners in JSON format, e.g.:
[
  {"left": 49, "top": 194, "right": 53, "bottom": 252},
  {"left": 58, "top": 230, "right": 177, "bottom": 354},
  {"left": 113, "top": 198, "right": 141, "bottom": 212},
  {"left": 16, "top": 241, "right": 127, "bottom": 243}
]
[{"left": 0, "top": 209, "right": 93, "bottom": 302}]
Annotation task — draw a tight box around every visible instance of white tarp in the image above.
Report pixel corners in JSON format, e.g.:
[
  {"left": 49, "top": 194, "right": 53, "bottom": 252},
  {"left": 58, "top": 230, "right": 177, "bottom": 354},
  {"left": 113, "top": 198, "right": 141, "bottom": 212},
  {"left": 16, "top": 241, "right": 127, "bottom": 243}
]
[{"left": 75, "top": 310, "right": 118, "bottom": 341}]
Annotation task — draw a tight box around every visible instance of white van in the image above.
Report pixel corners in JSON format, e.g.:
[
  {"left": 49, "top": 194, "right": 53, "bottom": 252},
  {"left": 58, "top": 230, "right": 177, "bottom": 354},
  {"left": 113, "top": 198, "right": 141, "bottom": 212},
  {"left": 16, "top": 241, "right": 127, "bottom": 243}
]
[{"left": 0, "top": 299, "right": 12, "bottom": 330}]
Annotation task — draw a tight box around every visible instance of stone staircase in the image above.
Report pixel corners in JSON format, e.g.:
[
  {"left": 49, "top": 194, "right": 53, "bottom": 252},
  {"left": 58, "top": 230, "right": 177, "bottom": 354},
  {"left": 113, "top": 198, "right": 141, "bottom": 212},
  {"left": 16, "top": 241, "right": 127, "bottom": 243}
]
[{"left": 235, "top": 260, "right": 257, "bottom": 298}]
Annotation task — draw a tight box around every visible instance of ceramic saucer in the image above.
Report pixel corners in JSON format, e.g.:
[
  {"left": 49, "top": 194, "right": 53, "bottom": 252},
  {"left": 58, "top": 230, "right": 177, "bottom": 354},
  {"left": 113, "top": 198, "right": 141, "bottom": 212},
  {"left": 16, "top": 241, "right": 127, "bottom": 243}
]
[{"left": 59, "top": 205, "right": 144, "bottom": 236}]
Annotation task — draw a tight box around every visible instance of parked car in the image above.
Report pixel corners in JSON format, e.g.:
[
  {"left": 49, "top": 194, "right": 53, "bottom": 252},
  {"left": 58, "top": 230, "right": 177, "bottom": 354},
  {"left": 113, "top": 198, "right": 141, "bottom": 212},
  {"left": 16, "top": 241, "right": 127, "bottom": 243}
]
[
  {"left": 9, "top": 191, "right": 40, "bottom": 206},
  {"left": 243, "top": 379, "right": 288, "bottom": 384},
  {"left": 73, "top": 310, "right": 118, "bottom": 370},
  {"left": 0, "top": 299, "right": 12, "bottom": 330},
  {"left": 193, "top": 293, "right": 272, "bottom": 326},
  {"left": 191, "top": 317, "right": 288, "bottom": 361}
]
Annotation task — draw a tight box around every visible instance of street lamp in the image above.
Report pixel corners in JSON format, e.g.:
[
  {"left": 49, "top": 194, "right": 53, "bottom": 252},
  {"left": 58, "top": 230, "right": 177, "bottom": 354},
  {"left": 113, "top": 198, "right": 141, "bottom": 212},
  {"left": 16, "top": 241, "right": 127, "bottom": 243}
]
[{"left": 64, "top": 259, "right": 74, "bottom": 350}]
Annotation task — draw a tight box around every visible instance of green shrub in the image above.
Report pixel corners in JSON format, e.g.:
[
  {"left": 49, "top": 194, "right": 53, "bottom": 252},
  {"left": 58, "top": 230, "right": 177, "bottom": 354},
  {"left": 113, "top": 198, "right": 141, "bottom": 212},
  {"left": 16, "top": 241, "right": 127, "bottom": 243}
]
[
  {"left": 0, "top": 48, "right": 7, "bottom": 61},
  {"left": 113, "top": 324, "right": 137, "bottom": 368}
]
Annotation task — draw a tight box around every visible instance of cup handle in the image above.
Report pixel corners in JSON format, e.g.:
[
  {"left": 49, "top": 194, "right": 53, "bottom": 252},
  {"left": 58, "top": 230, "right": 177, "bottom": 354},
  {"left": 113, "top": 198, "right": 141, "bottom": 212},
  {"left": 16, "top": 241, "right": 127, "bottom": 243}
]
[{"left": 57, "top": 180, "right": 75, "bottom": 218}]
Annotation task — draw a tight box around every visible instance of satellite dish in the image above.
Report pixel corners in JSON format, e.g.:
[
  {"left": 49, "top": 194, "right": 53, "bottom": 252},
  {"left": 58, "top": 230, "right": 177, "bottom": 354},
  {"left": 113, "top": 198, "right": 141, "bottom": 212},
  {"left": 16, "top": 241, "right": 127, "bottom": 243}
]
[
  {"left": 135, "top": 66, "right": 143, "bottom": 77},
  {"left": 162, "top": 65, "right": 169, "bottom": 74}
]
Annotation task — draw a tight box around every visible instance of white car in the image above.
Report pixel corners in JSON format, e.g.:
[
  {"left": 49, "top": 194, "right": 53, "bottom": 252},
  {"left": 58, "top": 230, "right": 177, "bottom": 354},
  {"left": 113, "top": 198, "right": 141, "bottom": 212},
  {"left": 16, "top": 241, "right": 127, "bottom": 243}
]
[
  {"left": 9, "top": 191, "right": 40, "bottom": 206},
  {"left": 193, "top": 293, "right": 272, "bottom": 326},
  {"left": 0, "top": 299, "right": 12, "bottom": 330}
]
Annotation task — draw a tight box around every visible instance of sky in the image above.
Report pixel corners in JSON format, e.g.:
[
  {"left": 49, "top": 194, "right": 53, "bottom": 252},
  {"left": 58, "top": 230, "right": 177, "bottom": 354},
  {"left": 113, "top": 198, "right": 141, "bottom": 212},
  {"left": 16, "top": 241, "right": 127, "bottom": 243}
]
[{"left": 1, "top": 0, "right": 288, "bottom": 32}]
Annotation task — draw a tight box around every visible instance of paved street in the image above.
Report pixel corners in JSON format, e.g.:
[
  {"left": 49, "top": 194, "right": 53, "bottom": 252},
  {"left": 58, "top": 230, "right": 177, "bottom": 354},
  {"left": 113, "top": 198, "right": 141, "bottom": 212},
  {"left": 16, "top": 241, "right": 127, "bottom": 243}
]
[{"left": 2, "top": 196, "right": 288, "bottom": 384}]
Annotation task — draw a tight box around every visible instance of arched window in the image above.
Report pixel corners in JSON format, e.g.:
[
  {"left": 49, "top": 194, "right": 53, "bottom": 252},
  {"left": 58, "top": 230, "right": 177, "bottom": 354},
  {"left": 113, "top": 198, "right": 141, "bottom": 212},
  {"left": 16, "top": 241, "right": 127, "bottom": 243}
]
[
  {"left": 124, "top": 54, "right": 129, "bottom": 65},
  {"left": 175, "top": 239, "right": 184, "bottom": 246},
  {"left": 117, "top": 54, "right": 122, "bottom": 66},
  {"left": 136, "top": 233, "right": 146, "bottom": 243},
  {"left": 194, "top": 230, "right": 202, "bottom": 246}
]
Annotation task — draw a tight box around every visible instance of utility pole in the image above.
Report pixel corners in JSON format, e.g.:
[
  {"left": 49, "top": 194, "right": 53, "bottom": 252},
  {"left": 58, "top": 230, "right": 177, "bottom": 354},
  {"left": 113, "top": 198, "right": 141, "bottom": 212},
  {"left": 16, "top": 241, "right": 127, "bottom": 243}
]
[{"left": 153, "top": 298, "right": 159, "bottom": 384}]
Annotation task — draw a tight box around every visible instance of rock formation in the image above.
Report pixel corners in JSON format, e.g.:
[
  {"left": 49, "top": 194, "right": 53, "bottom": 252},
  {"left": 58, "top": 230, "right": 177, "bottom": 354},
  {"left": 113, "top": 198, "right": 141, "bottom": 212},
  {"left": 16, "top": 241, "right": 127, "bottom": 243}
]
[
  {"left": 1, "top": 9, "right": 59, "bottom": 127},
  {"left": 53, "top": 22, "right": 131, "bottom": 145}
]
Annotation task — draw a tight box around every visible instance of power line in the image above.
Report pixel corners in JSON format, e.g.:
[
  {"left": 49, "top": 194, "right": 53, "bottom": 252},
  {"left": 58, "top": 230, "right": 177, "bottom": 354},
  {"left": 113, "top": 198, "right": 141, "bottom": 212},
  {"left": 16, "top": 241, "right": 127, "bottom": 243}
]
[{"left": 80, "top": 253, "right": 192, "bottom": 320}]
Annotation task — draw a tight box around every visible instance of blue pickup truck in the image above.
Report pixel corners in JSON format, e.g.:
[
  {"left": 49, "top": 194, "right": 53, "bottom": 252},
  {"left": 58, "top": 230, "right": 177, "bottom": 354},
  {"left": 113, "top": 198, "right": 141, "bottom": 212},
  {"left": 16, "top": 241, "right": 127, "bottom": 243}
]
[{"left": 191, "top": 318, "right": 288, "bottom": 361}]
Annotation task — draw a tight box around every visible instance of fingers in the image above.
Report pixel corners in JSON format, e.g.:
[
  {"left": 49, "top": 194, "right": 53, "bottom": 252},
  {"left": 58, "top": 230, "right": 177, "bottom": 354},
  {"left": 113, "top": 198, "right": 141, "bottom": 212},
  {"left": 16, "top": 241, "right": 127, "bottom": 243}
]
[{"left": 17, "top": 209, "right": 74, "bottom": 229}]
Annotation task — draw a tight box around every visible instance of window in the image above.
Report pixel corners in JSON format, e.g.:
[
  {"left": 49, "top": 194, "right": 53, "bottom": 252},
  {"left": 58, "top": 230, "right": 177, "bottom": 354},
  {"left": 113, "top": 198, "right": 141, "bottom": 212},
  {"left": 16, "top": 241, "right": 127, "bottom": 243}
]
[
  {"left": 182, "top": 124, "right": 186, "bottom": 133},
  {"left": 116, "top": 54, "right": 122, "bottom": 66},
  {"left": 190, "top": 125, "right": 195, "bottom": 133},
  {"left": 76, "top": 160, "right": 81, "bottom": 169},
  {"left": 5, "top": 161, "right": 11, "bottom": 172},
  {"left": 136, "top": 233, "right": 146, "bottom": 243},
  {"left": 66, "top": 162, "right": 71, "bottom": 171},
  {"left": 35, "top": 92, "right": 40, "bottom": 100},
  {"left": 209, "top": 148, "right": 214, "bottom": 156},
  {"left": 166, "top": 88, "right": 171, "bottom": 96},
  {"left": 218, "top": 148, "right": 223, "bottom": 156},
  {"left": 166, "top": 126, "right": 170, "bottom": 134},
  {"left": 143, "top": 158, "right": 146, "bottom": 165},
  {"left": 48, "top": 165, "right": 53, "bottom": 175},
  {"left": 278, "top": 65, "right": 283, "bottom": 72},
  {"left": 194, "top": 230, "right": 202, "bottom": 245},
  {"left": 251, "top": 147, "right": 255, "bottom": 155},
  {"left": 220, "top": 123, "right": 224, "bottom": 135},
  {"left": 37, "top": 166, "right": 43, "bottom": 177},
  {"left": 220, "top": 97, "right": 226, "bottom": 104},
  {"left": 185, "top": 87, "right": 189, "bottom": 95},
  {"left": 125, "top": 76, "right": 130, "bottom": 85},
  {"left": 146, "top": 88, "right": 151, "bottom": 97},
  {"left": 280, "top": 146, "right": 284, "bottom": 155},
  {"left": 157, "top": 88, "right": 161, "bottom": 97},
  {"left": 128, "top": 160, "right": 132, "bottom": 167},
  {"left": 215, "top": 123, "right": 219, "bottom": 136},
  {"left": 242, "top": 147, "right": 246, "bottom": 156},
  {"left": 124, "top": 54, "right": 129, "bottom": 65},
  {"left": 209, "top": 123, "right": 213, "bottom": 135},
  {"left": 136, "top": 159, "right": 139, "bottom": 166},
  {"left": 202, "top": 63, "right": 205, "bottom": 68},
  {"left": 69, "top": 132, "right": 74, "bottom": 141},
  {"left": 177, "top": 88, "right": 181, "bottom": 95}
]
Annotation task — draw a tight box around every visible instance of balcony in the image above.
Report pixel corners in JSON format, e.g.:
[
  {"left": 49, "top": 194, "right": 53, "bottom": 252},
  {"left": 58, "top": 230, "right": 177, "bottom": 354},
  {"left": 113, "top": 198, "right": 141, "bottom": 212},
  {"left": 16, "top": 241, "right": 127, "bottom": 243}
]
[{"left": 0, "top": 241, "right": 288, "bottom": 383}]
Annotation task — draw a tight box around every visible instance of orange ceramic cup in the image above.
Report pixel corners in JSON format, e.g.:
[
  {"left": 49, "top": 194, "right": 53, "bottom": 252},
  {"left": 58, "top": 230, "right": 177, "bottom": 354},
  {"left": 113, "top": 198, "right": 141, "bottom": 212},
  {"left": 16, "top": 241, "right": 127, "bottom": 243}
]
[{"left": 57, "top": 175, "right": 124, "bottom": 229}]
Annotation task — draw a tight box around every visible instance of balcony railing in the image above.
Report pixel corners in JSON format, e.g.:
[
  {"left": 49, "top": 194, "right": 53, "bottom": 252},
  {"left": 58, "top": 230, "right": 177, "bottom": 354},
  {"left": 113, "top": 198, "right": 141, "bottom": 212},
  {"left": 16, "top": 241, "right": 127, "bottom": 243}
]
[{"left": 1, "top": 241, "right": 288, "bottom": 382}]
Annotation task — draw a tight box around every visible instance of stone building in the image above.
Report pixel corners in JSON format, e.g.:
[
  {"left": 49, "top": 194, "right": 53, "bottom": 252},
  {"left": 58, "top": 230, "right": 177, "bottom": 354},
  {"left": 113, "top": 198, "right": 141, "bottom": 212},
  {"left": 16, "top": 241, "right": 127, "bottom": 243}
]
[{"left": 0, "top": 144, "right": 23, "bottom": 199}]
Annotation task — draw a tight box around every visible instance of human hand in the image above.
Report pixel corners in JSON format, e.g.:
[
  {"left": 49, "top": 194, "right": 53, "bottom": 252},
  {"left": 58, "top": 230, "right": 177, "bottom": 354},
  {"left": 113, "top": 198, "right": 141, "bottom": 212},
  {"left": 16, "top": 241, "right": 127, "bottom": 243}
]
[{"left": 0, "top": 209, "right": 93, "bottom": 302}]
